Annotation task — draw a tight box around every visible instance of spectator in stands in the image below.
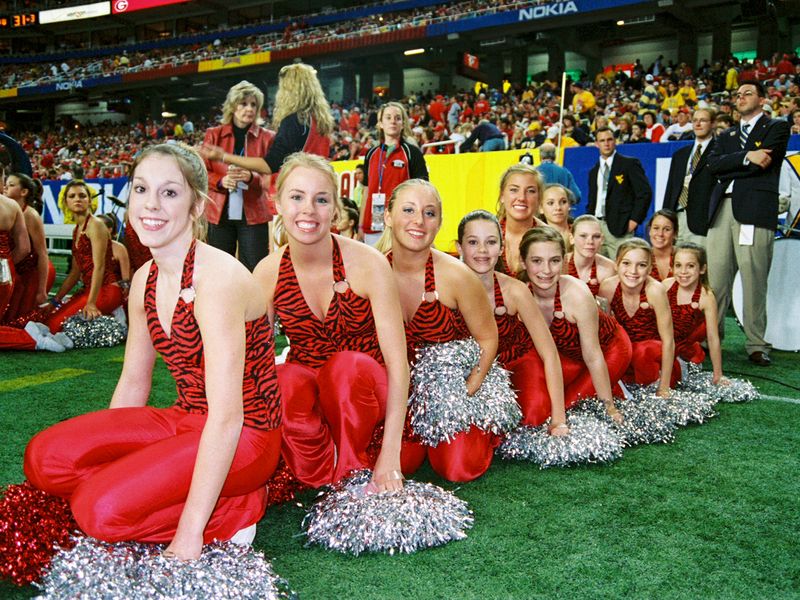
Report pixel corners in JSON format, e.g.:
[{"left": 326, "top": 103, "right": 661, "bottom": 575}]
[
  {"left": 459, "top": 119, "right": 506, "bottom": 153},
  {"left": 562, "top": 115, "right": 592, "bottom": 146},
  {"left": 643, "top": 111, "right": 665, "bottom": 142},
  {"left": 662, "top": 107, "right": 693, "bottom": 141},
  {"left": 536, "top": 143, "right": 581, "bottom": 203},
  {"left": 201, "top": 63, "right": 333, "bottom": 176},
  {"left": 629, "top": 121, "right": 651, "bottom": 143},
  {"left": 570, "top": 81, "right": 596, "bottom": 121},
  {"left": 661, "top": 81, "right": 685, "bottom": 113},
  {"left": 639, "top": 74, "right": 660, "bottom": 115},
  {"left": 202, "top": 80, "right": 275, "bottom": 272}
]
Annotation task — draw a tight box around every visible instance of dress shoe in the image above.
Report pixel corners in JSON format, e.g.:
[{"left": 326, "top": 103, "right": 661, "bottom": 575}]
[{"left": 748, "top": 351, "right": 771, "bottom": 366}]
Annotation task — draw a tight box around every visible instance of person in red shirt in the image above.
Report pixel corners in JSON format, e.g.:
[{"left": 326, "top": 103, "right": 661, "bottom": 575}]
[
  {"left": 428, "top": 95, "right": 447, "bottom": 125},
  {"left": 348, "top": 107, "right": 362, "bottom": 134},
  {"left": 474, "top": 93, "right": 490, "bottom": 117},
  {"left": 360, "top": 102, "right": 428, "bottom": 245}
]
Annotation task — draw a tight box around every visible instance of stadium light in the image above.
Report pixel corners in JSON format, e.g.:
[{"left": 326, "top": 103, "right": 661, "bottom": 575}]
[
  {"left": 404, "top": 48, "right": 425, "bottom": 56},
  {"left": 616, "top": 20, "right": 625, "bottom": 25}
]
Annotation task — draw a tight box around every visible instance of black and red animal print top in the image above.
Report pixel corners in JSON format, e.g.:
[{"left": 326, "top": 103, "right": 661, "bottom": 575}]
[
  {"left": 494, "top": 274, "right": 532, "bottom": 365},
  {"left": 388, "top": 250, "right": 467, "bottom": 362},
  {"left": 0, "top": 231, "right": 10, "bottom": 260},
  {"left": 650, "top": 254, "right": 673, "bottom": 282},
  {"left": 274, "top": 236, "right": 382, "bottom": 368},
  {"left": 567, "top": 255, "right": 600, "bottom": 296},
  {"left": 544, "top": 280, "right": 617, "bottom": 362},
  {"left": 74, "top": 218, "right": 117, "bottom": 288},
  {"left": 668, "top": 281, "right": 703, "bottom": 346},
  {"left": 145, "top": 240, "right": 280, "bottom": 430},
  {"left": 611, "top": 283, "right": 659, "bottom": 343}
]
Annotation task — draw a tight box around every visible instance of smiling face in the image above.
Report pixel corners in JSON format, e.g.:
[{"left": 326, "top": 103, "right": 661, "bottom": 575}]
[
  {"left": 500, "top": 173, "right": 539, "bottom": 223},
  {"left": 128, "top": 154, "right": 197, "bottom": 251},
  {"left": 617, "top": 247, "right": 651, "bottom": 290},
  {"left": 648, "top": 215, "right": 676, "bottom": 250},
  {"left": 571, "top": 220, "right": 603, "bottom": 258},
  {"left": 276, "top": 165, "right": 337, "bottom": 245},
  {"left": 457, "top": 218, "right": 502, "bottom": 276},
  {"left": 386, "top": 183, "right": 442, "bottom": 252},
  {"left": 673, "top": 249, "right": 705, "bottom": 288},
  {"left": 523, "top": 240, "right": 563, "bottom": 293},
  {"left": 232, "top": 95, "right": 258, "bottom": 128},
  {"left": 541, "top": 187, "right": 570, "bottom": 226}
]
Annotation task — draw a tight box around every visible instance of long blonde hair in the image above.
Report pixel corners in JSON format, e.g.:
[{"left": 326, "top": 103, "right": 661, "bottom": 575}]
[
  {"left": 496, "top": 163, "right": 543, "bottom": 222},
  {"left": 272, "top": 64, "right": 334, "bottom": 136},
  {"left": 272, "top": 152, "right": 341, "bottom": 247},
  {"left": 377, "top": 102, "right": 416, "bottom": 146},
  {"left": 129, "top": 143, "right": 209, "bottom": 240},
  {"left": 221, "top": 80, "right": 265, "bottom": 126},
  {"left": 374, "top": 179, "right": 442, "bottom": 254}
]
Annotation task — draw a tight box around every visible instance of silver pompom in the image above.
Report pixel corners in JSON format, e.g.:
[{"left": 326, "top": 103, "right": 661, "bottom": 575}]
[
  {"left": 575, "top": 392, "right": 678, "bottom": 446},
  {"left": 497, "top": 414, "right": 624, "bottom": 468},
  {"left": 661, "top": 388, "right": 718, "bottom": 426},
  {"left": 678, "top": 363, "right": 759, "bottom": 403},
  {"left": 62, "top": 315, "right": 126, "bottom": 349},
  {"left": 303, "top": 470, "right": 473, "bottom": 556},
  {"left": 34, "top": 536, "right": 296, "bottom": 599},
  {"left": 409, "top": 339, "right": 521, "bottom": 446}
]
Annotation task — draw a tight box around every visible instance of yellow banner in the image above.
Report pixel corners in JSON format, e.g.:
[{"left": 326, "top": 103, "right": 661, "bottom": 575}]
[
  {"left": 197, "top": 51, "right": 271, "bottom": 73},
  {"left": 0, "top": 87, "right": 18, "bottom": 98},
  {"left": 332, "top": 148, "right": 541, "bottom": 252}
]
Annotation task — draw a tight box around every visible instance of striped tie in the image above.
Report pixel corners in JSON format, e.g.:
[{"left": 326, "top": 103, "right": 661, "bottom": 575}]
[
  {"left": 678, "top": 144, "right": 703, "bottom": 209},
  {"left": 739, "top": 122, "right": 750, "bottom": 149}
]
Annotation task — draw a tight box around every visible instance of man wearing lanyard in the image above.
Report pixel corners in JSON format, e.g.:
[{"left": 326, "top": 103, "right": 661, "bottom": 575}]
[
  {"left": 361, "top": 103, "right": 428, "bottom": 246},
  {"left": 707, "top": 80, "right": 790, "bottom": 366},
  {"left": 662, "top": 107, "right": 717, "bottom": 246}
]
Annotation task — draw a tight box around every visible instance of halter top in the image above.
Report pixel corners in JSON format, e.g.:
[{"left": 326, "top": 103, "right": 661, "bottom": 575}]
[
  {"left": 493, "top": 274, "right": 533, "bottom": 364},
  {"left": 611, "top": 283, "right": 659, "bottom": 343},
  {"left": 650, "top": 253, "right": 674, "bottom": 281},
  {"left": 74, "top": 218, "right": 116, "bottom": 287},
  {"left": 668, "top": 281, "right": 703, "bottom": 344},
  {"left": 388, "top": 250, "right": 468, "bottom": 362},
  {"left": 567, "top": 255, "right": 600, "bottom": 296},
  {"left": 274, "top": 236, "right": 382, "bottom": 369},
  {"left": 145, "top": 240, "right": 280, "bottom": 430},
  {"left": 0, "top": 231, "right": 10, "bottom": 260},
  {"left": 545, "top": 280, "right": 617, "bottom": 361}
]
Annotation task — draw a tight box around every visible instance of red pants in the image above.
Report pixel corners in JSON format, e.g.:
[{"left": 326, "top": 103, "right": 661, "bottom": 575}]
[
  {"left": 561, "top": 325, "right": 633, "bottom": 406},
  {"left": 623, "top": 339, "right": 681, "bottom": 387},
  {"left": 44, "top": 284, "right": 123, "bottom": 332},
  {"left": 277, "top": 351, "right": 387, "bottom": 488},
  {"left": 0, "top": 281, "right": 12, "bottom": 322},
  {"left": 676, "top": 322, "right": 707, "bottom": 364},
  {"left": 4, "top": 261, "right": 55, "bottom": 324},
  {"left": 426, "top": 426, "right": 494, "bottom": 482},
  {"left": 0, "top": 325, "right": 35, "bottom": 350},
  {"left": 24, "top": 406, "right": 280, "bottom": 543}
]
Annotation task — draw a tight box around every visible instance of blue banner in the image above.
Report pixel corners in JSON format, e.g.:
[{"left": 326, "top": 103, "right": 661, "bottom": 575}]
[{"left": 42, "top": 178, "right": 130, "bottom": 225}]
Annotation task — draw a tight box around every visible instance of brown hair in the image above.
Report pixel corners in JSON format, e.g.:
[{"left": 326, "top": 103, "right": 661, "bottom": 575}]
[
  {"left": 517, "top": 225, "right": 566, "bottom": 282},
  {"left": 615, "top": 237, "right": 653, "bottom": 267},
  {"left": 674, "top": 242, "right": 710, "bottom": 290}
]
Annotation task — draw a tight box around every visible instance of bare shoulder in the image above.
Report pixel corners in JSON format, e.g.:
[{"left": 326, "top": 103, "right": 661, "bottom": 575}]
[
  {"left": 195, "top": 242, "right": 265, "bottom": 314},
  {"left": 497, "top": 272, "right": 528, "bottom": 302},
  {"left": 252, "top": 245, "right": 286, "bottom": 286},
  {"left": 598, "top": 275, "right": 619, "bottom": 298},
  {"left": 433, "top": 248, "right": 472, "bottom": 280},
  {"left": 128, "top": 259, "right": 151, "bottom": 309},
  {"left": 646, "top": 278, "right": 668, "bottom": 302},
  {"left": 338, "top": 235, "right": 392, "bottom": 279},
  {"left": 561, "top": 274, "right": 592, "bottom": 304},
  {"left": 596, "top": 254, "right": 616, "bottom": 275}
]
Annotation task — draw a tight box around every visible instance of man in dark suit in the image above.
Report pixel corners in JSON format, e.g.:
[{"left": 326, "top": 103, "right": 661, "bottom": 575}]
[
  {"left": 707, "top": 81, "right": 790, "bottom": 366},
  {"left": 587, "top": 127, "right": 652, "bottom": 257},
  {"left": 662, "top": 107, "right": 717, "bottom": 245}
]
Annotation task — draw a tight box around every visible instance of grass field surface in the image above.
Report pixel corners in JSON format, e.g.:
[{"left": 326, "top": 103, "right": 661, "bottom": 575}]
[{"left": 1, "top": 318, "right": 799, "bottom": 599}]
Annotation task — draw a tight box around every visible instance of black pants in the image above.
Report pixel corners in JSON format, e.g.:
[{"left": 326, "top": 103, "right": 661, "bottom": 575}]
[{"left": 207, "top": 211, "right": 269, "bottom": 272}]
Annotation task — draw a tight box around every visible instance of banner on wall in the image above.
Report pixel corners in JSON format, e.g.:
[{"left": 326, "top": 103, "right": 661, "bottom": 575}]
[{"left": 42, "top": 178, "right": 130, "bottom": 225}]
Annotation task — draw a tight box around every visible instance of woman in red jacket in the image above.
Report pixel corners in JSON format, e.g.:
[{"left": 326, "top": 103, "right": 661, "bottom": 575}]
[{"left": 202, "top": 80, "right": 275, "bottom": 271}]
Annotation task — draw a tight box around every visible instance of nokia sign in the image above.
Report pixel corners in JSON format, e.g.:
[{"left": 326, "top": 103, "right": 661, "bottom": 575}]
[{"left": 518, "top": 1, "right": 579, "bottom": 21}]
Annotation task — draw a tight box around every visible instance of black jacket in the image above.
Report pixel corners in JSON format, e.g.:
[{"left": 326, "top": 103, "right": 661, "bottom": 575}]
[
  {"left": 587, "top": 153, "right": 652, "bottom": 237},
  {"left": 662, "top": 139, "right": 717, "bottom": 236}
]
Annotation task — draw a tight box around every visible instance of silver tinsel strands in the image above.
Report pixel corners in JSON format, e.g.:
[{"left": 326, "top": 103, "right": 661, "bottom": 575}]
[
  {"left": 575, "top": 392, "right": 679, "bottom": 446},
  {"left": 678, "top": 363, "right": 760, "bottom": 403},
  {"left": 497, "top": 414, "right": 624, "bottom": 468},
  {"left": 409, "top": 338, "right": 521, "bottom": 446},
  {"left": 35, "top": 537, "right": 296, "bottom": 599},
  {"left": 661, "top": 387, "right": 718, "bottom": 426},
  {"left": 62, "top": 315, "right": 126, "bottom": 348},
  {"left": 303, "top": 470, "right": 473, "bottom": 556}
]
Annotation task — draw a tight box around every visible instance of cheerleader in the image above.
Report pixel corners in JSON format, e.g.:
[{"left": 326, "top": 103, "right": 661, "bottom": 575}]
[
  {"left": 648, "top": 209, "right": 678, "bottom": 281},
  {"left": 598, "top": 238, "right": 676, "bottom": 396},
  {"left": 522, "top": 226, "right": 628, "bottom": 421},
  {"left": 0, "top": 192, "right": 29, "bottom": 317},
  {"left": 663, "top": 243, "right": 726, "bottom": 383},
  {"left": 380, "top": 179, "right": 499, "bottom": 482},
  {"left": 253, "top": 152, "right": 408, "bottom": 491},
  {"left": 25, "top": 143, "right": 282, "bottom": 560},
  {"left": 43, "top": 180, "right": 123, "bottom": 332},
  {"left": 2, "top": 173, "right": 55, "bottom": 323},
  {"left": 564, "top": 215, "right": 616, "bottom": 296},
  {"left": 540, "top": 183, "right": 573, "bottom": 251},
  {"left": 98, "top": 214, "right": 131, "bottom": 286},
  {"left": 495, "top": 163, "right": 547, "bottom": 275},
  {"left": 456, "top": 210, "right": 568, "bottom": 433}
]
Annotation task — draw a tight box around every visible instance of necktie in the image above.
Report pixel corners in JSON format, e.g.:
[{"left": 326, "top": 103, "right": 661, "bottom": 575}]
[
  {"left": 740, "top": 122, "right": 750, "bottom": 149},
  {"left": 602, "top": 162, "right": 610, "bottom": 192},
  {"left": 678, "top": 144, "right": 703, "bottom": 208}
]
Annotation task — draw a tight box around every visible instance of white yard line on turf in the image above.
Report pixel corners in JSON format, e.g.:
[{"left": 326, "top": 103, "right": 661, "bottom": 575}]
[{"left": 760, "top": 394, "right": 800, "bottom": 405}]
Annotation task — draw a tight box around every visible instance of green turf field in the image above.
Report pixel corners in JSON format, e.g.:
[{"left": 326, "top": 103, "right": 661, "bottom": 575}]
[{"left": 1, "top": 318, "right": 799, "bottom": 599}]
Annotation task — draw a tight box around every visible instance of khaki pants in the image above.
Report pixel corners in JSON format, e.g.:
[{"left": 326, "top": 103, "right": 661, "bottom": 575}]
[
  {"left": 675, "top": 210, "right": 707, "bottom": 247},
  {"left": 707, "top": 198, "right": 774, "bottom": 354},
  {"left": 599, "top": 219, "right": 632, "bottom": 259}
]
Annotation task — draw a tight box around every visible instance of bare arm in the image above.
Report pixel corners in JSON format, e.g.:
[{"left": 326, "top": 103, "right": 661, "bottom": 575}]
[
  {"left": 573, "top": 284, "right": 615, "bottom": 407},
  {"left": 110, "top": 266, "right": 156, "bottom": 408},
  {"left": 26, "top": 213, "right": 49, "bottom": 304},
  {"left": 648, "top": 281, "right": 674, "bottom": 396},
  {"left": 165, "top": 259, "right": 250, "bottom": 560},
  {"left": 82, "top": 218, "right": 110, "bottom": 319},
  {"left": 115, "top": 242, "right": 131, "bottom": 281},
  {"left": 701, "top": 288, "right": 725, "bottom": 384},
  {"left": 200, "top": 145, "right": 272, "bottom": 176},
  {"left": 10, "top": 203, "right": 30, "bottom": 264}
]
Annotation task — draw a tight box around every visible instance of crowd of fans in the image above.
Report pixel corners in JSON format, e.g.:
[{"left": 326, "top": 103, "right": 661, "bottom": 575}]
[{"left": 16, "top": 49, "right": 800, "bottom": 182}]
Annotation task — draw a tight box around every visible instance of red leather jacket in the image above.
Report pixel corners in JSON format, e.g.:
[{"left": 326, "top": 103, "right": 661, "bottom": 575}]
[{"left": 203, "top": 123, "right": 275, "bottom": 225}]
